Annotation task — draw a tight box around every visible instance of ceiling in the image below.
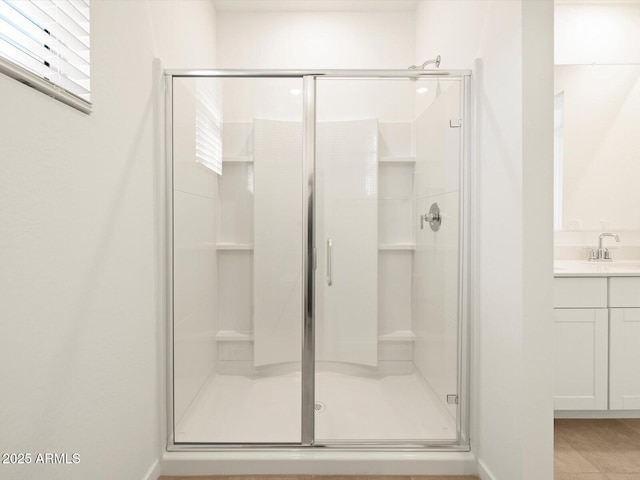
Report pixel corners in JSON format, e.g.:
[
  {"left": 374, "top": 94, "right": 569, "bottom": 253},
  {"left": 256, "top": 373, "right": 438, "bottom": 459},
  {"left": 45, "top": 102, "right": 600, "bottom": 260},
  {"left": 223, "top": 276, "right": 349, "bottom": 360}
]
[{"left": 212, "top": 0, "right": 420, "bottom": 12}]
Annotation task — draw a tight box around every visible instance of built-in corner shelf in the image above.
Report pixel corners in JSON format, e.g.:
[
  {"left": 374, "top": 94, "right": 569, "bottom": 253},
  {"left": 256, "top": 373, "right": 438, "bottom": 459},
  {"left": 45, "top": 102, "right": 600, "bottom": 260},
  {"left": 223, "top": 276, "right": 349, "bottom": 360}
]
[
  {"left": 379, "top": 243, "right": 416, "bottom": 251},
  {"left": 216, "top": 330, "right": 253, "bottom": 342},
  {"left": 379, "top": 330, "right": 416, "bottom": 342},
  {"left": 222, "top": 156, "right": 254, "bottom": 163},
  {"left": 216, "top": 243, "right": 254, "bottom": 251},
  {"left": 379, "top": 156, "right": 416, "bottom": 164}
]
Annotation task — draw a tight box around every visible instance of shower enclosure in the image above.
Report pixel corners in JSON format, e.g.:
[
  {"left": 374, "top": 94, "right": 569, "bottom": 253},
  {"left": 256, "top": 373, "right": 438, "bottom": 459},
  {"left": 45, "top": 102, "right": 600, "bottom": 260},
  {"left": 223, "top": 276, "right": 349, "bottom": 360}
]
[{"left": 165, "top": 69, "right": 470, "bottom": 449}]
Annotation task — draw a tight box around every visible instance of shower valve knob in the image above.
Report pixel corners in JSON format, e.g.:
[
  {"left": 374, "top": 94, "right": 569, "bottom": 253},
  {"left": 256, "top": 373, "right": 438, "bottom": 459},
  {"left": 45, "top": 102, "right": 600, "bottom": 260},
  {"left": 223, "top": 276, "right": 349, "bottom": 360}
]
[{"left": 421, "top": 203, "right": 442, "bottom": 232}]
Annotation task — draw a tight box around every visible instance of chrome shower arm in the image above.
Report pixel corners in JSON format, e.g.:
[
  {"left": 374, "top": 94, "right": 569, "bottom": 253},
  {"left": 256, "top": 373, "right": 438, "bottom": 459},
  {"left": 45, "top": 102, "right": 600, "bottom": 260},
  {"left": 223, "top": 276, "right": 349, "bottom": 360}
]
[{"left": 409, "top": 55, "right": 441, "bottom": 70}]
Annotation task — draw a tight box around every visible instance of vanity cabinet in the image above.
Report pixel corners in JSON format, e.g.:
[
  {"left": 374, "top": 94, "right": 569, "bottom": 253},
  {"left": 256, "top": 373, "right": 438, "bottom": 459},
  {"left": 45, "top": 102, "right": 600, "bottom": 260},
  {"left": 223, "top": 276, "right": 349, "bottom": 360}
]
[
  {"left": 554, "top": 276, "right": 640, "bottom": 412},
  {"left": 609, "top": 278, "right": 640, "bottom": 410},
  {"left": 553, "top": 278, "right": 608, "bottom": 410}
]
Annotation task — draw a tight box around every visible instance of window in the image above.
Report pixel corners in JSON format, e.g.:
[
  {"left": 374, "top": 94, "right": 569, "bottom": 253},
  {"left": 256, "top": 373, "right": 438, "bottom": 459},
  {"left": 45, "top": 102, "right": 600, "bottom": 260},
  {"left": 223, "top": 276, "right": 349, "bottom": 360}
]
[
  {"left": 195, "top": 78, "right": 222, "bottom": 175},
  {"left": 0, "top": 0, "right": 91, "bottom": 113},
  {"left": 554, "top": 91, "right": 565, "bottom": 231}
]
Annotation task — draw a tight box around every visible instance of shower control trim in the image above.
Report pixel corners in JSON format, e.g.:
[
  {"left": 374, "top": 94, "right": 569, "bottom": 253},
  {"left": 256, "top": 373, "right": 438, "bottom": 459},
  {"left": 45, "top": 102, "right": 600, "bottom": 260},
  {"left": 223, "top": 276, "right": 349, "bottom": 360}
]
[{"left": 421, "top": 203, "right": 442, "bottom": 232}]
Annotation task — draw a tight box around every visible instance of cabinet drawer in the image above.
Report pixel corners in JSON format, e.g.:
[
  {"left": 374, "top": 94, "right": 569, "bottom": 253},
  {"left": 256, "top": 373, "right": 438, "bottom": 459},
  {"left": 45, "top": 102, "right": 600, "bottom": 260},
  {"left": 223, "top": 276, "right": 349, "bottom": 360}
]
[
  {"left": 609, "top": 278, "right": 640, "bottom": 307},
  {"left": 554, "top": 278, "right": 608, "bottom": 308}
]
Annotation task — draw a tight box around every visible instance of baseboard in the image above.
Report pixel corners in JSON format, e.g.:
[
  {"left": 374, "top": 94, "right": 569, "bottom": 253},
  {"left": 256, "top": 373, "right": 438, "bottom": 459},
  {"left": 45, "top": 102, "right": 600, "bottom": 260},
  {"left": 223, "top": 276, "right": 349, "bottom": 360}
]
[
  {"left": 555, "top": 410, "right": 640, "bottom": 419},
  {"left": 143, "top": 459, "right": 161, "bottom": 480},
  {"left": 477, "top": 459, "right": 497, "bottom": 480}
]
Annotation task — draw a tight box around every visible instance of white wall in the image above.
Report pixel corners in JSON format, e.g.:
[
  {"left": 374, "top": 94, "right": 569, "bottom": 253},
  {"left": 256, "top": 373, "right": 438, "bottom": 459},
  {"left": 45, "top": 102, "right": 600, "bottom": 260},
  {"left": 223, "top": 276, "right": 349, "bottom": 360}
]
[
  {"left": 216, "top": 10, "right": 414, "bottom": 69},
  {"left": 0, "top": 1, "right": 217, "bottom": 479},
  {"left": 555, "top": 1, "right": 640, "bottom": 65},
  {"left": 415, "top": 1, "right": 554, "bottom": 479},
  {"left": 217, "top": 10, "right": 416, "bottom": 124}
]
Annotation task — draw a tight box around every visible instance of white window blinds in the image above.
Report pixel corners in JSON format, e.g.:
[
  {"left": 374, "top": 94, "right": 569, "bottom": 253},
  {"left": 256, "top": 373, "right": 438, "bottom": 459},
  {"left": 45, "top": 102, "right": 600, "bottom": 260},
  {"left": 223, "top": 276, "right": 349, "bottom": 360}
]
[
  {"left": 0, "top": 0, "right": 91, "bottom": 112},
  {"left": 195, "top": 78, "right": 223, "bottom": 175}
]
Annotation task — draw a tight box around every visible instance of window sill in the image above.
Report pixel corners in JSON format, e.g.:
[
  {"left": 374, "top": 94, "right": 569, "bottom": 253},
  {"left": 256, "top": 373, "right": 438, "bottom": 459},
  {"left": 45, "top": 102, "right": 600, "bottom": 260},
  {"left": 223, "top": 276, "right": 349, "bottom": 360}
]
[{"left": 0, "top": 58, "right": 92, "bottom": 115}]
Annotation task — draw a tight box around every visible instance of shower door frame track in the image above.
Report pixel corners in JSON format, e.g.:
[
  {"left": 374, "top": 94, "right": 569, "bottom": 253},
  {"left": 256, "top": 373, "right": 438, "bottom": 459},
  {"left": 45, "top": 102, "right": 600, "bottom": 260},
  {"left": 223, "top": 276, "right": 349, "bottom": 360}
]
[{"left": 164, "top": 69, "right": 472, "bottom": 452}]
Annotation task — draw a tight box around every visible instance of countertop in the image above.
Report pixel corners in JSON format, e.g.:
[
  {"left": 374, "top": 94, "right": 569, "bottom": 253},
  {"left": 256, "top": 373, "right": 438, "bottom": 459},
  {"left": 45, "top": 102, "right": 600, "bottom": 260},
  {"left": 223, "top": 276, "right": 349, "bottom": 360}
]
[{"left": 555, "top": 260, "right": 640, "bottom": 277}]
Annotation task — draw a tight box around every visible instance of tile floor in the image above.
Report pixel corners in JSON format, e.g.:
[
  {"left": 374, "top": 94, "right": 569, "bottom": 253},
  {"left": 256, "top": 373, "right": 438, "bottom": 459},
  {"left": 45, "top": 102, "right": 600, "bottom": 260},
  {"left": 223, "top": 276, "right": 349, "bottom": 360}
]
[{"left": 555, "top": 418, "right": 640, "bottom": 480}]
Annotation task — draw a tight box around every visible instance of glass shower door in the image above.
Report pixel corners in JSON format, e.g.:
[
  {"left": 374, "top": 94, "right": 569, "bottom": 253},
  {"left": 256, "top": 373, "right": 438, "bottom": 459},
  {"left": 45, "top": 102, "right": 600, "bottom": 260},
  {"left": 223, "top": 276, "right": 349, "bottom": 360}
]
[
  {"left": 169, "top": 71, "right": 468, "bottom": 447},
  {"left": 313, "top": 77, "right": 464, "bottom": 444},
  {"left": 171, "top": 76, "right": 304, "bottom": 444}
]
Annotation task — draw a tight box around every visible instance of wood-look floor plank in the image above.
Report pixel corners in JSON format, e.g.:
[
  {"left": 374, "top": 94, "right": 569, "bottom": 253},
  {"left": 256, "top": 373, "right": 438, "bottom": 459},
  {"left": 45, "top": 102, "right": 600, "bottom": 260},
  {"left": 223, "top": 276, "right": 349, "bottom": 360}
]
[
  {"left": 607, "top": 474, "right": 640, "bottom": 480},
  {"left": 313, "top": 476, "right": 409, "bottom": 480},
  {"left": 157, "top": 476, "right": 479, "bottom": 480},
  {"left": 618, "top": 419, "right": 640, "bottom": 438},
  {"left": 554, "top": 474, "right": 609, "bottom": 480},
  {"left": 555, "top": 430, "right": 601, "bottom": 474},
  {"left": 411, "top": 476, "right": 480, "bottom": 479},
  {"left": 556, "top": 419, "right": 640, "bottom": 474}
]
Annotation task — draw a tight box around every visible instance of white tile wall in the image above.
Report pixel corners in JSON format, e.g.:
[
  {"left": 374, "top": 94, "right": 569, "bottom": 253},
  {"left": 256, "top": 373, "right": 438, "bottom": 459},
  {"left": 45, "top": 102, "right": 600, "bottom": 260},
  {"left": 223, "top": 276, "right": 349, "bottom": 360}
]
[
  {"left": 173, "top": 192, "right": 217, "bottom": 323},
  {"left": 378, "top": 251, "right": 413, "bottom": 334},
  {"left": 221, "top": 121, "right": 254, "bottom": 158},
  {"left": 379, "top": 122, "right": 413, "bottom": 157},
  {"left": 174, "top": 298, "right": 217, "bottom": 422},
  {"left": 316, "top": 119, "right": 378, "bottom": 367},
  {"left": 217, "top": 250, "right": 253, "bottom": 336},
  {"left": 218, "top": 162, "right": 254, "bottom": 245},
  {"left": 378, "top": 198, "right": 414, "bottom": 245},
  {"left": 376, "top": 121, "right": 416, "bottom": 342},
  {"left": 378, "top": 163, "right": 414, "bottom": 199},
  {"left": 253, "top": 119, "right": 303, "bottom": 366},
  {"left": 414, "top": 90, "right": 460, "bottom": 199}
]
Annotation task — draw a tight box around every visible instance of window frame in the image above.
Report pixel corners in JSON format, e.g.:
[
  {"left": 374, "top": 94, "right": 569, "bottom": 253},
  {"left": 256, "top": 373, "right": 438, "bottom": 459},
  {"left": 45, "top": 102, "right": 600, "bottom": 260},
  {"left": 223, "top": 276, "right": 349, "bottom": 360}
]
[{"left": 0, "top": 0, "right": 92, "bottom": 114}]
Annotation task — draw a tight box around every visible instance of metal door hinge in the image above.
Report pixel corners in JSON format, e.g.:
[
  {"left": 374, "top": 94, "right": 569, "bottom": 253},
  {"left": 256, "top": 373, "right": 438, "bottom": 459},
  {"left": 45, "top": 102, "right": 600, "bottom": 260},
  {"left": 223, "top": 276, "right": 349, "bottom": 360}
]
[
  {"left": 446, "top": 394, "right": 459, "bottom": 405},
  {"left": 449, "top": 118, "right": 462, "bottom": 128}
]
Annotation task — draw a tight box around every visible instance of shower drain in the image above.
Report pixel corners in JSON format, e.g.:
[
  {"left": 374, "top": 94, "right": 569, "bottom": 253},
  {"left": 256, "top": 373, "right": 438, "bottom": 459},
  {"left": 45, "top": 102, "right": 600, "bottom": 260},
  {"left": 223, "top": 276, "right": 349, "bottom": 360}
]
[{"left": 314, "top": 401, "right": 325, "bottom": 412}]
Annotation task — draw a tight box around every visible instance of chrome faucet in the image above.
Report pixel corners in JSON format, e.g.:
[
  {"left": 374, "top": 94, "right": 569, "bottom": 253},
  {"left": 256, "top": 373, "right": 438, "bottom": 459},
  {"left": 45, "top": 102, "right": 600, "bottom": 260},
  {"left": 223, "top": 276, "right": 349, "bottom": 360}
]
[{"left": 589, "top": 232, "right": 620, "bottom": 261}]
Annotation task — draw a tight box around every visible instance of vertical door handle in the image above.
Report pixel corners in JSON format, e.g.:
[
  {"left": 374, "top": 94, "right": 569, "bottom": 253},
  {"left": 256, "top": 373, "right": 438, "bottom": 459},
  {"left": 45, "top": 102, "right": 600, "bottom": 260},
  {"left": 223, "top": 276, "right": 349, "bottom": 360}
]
[{"left": 327, "top": 238, "right": 333, "bottom": 286}]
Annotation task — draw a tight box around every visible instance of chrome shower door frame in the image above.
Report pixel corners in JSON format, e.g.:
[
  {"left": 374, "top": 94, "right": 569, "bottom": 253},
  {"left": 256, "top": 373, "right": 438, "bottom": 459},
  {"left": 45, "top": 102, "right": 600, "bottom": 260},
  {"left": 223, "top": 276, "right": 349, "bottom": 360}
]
[{"left": 164, "top": 69, "right": 472, "bottom": 452}]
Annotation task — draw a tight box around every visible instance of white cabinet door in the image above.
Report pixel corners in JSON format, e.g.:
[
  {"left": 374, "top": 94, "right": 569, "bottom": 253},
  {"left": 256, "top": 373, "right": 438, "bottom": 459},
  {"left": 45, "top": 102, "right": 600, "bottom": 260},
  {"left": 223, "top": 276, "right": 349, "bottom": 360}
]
[
  {"left": 610, "top": 308, "right": 640, "bottom": 410},
  {"left": 554, "top": 308, "right": 608, "bottom": 410}
]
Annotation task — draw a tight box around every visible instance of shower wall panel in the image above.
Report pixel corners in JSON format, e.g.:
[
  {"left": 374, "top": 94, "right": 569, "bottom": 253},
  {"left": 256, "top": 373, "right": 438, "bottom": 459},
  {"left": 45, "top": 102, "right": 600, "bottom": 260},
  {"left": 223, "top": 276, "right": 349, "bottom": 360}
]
[
  {"left": 316, "top": 119, "right": 379, "bottom": 367},
  {"left": 253, "top": 119, "right": 303, "bottom": 366},
  {"left": 214, "top": 121, "right": 255, "bottom": 374}
]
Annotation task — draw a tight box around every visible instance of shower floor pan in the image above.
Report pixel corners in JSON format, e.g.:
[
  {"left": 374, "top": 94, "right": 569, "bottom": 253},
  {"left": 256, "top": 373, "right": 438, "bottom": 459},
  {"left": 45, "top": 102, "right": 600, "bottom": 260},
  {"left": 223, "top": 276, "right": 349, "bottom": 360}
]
[{"left": 175, "top": 371, "right": 456, "bottom": 444}]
